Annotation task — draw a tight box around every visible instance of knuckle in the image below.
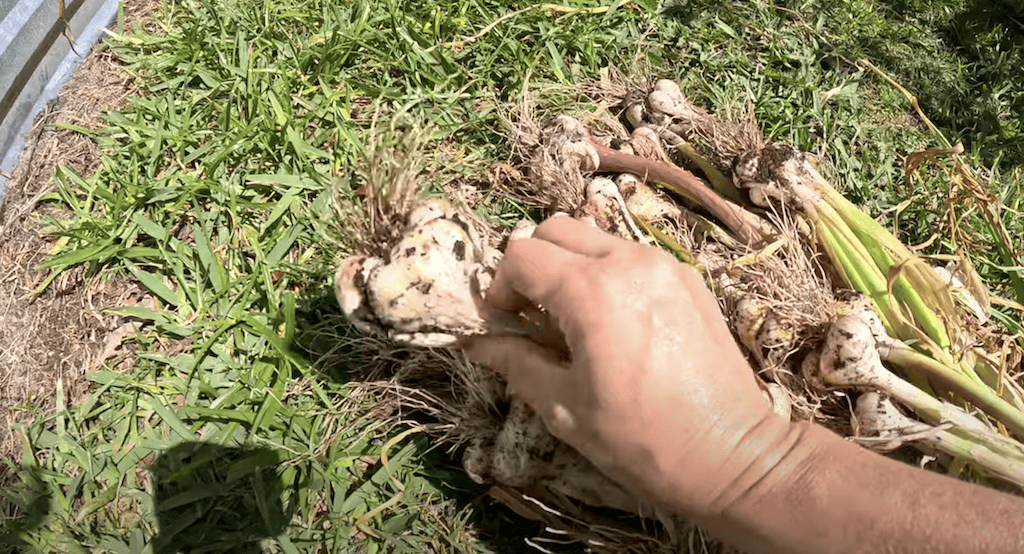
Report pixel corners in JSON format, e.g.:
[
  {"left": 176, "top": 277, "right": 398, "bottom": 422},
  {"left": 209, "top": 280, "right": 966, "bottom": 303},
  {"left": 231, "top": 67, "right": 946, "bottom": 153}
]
[
  {"left": 533, "top": 215, "right": 573, "bottom": 239},
  {"left": 575, "top": 259, "right": 612, "bottom": 297}
]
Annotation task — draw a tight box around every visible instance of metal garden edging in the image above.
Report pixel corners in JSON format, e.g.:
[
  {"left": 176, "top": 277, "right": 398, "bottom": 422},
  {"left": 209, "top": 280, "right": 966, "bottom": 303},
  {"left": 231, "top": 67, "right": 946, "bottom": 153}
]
[{"left": 0, "top": 0, "right": 121, "bottom": 207}]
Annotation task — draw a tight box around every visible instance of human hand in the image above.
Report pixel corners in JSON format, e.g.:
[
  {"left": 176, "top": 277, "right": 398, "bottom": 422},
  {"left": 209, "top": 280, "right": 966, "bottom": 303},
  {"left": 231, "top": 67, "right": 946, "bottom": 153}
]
[{"left": 462, "top": 216, "right": 794, "bottom": 518}]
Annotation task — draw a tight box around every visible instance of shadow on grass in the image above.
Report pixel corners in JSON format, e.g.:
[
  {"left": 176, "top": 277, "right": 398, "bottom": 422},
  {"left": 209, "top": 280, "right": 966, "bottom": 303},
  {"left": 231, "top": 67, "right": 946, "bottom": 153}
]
[
  {"left": 149, "top": 442, "right": 290, "bottom": 554},
  {"left": 876, "top": 0, "right": 1024, "bottom": 167},
  {"left": 0, "top": 465, "right": 52, "bottom": 552},
  {"left": 292, "top": 289, "right": 557, "bottom": 554}
]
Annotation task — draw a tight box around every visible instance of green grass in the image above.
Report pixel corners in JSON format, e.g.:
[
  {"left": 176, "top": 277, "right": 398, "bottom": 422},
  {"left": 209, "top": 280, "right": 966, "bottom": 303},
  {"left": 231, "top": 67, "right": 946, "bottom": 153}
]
[{"left": 2, "top": 0, "right": 1022, "bottom": 552}]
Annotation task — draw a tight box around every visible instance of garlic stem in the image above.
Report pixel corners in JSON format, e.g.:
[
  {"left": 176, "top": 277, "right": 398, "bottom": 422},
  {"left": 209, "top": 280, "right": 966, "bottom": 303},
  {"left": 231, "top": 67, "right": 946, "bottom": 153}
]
[
  {"left": 878, "top": 339, "right": 1024, "bottom": 438},
  {"left": 856, "top": 392, "right": 1024, "bottom": 490},
  {"left": 818, "top": 315, "right": 991, "bottom": 433}
]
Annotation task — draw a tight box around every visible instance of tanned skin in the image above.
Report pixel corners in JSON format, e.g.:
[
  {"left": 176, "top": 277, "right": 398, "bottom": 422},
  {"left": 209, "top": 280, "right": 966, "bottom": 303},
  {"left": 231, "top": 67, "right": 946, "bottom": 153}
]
[{"left": 462, "top": 216, "right": 1024, "bottom": 554}]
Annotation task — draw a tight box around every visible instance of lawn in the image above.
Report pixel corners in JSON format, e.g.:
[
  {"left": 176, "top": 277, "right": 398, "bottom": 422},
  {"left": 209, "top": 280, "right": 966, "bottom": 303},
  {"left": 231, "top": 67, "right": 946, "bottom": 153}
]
[{"left": 1, "top": 0, "right": 1022, "bottom": 552}]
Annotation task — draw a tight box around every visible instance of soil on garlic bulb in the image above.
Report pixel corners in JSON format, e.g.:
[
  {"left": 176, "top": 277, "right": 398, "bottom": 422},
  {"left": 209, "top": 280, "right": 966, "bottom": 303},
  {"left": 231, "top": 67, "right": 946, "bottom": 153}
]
[{"left": 335, "top": 198, "right": 498, "bottom": 347}]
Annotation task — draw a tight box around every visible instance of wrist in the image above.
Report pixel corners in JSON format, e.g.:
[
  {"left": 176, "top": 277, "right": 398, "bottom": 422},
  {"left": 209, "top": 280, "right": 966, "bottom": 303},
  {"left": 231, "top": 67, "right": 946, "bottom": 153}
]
[
  {"left": 691, "top": 419, "right": 1024, "bottom": 554},
  {"left": 641, "top": 410, "right": 820, "bottom": 521},
  {"left": 704, "top": 415, "right": 821, "bottom": 518},
  {"left": 670, "top": 418, "right": 831, "bottom": 554}
]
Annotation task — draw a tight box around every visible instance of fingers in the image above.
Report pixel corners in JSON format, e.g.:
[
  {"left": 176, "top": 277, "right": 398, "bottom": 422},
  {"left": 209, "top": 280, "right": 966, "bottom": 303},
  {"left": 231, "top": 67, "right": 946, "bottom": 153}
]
[
  {"left": 689, "top": 273, "right": 742, "bottom": 350},
  {"left": 677, "top": 265, "right": 729, "bottom": 335},
  {"left": 519, "top": 304, "right": 570, "bottom": 355},
  {"left": 484, "top": 238, "right": 582, "bottom": 318},
  {"left": 462, "top": 334, "right": 572, "bottom": 419},
  {"left": 478, "top": 302, "right": 570, "bottom": 356},
  {"left": 485, "top": 216, "right": 624, "bottom": 314},
  {"left": 532, "top": 216, "right": 622, "bottom": 258}
]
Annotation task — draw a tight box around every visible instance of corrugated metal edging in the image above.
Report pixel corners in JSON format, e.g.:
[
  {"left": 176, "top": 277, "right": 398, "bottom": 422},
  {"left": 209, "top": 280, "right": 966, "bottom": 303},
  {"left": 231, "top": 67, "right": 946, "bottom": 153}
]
[{"left": 0, "top": 0, "right": 121, "bottom": 207}]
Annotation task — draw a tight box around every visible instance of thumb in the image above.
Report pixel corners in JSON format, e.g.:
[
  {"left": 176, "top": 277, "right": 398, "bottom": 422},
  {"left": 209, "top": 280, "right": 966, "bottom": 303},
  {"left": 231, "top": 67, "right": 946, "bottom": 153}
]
[{"left": 461, "top": 334, "right": 571, "bottom": 416}]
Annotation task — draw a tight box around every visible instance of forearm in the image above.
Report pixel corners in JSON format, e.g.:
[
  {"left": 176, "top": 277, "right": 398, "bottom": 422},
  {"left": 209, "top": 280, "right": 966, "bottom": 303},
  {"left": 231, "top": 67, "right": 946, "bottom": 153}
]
[{"left": 687, "top": 420, "right": 1024, "bottom": 554}]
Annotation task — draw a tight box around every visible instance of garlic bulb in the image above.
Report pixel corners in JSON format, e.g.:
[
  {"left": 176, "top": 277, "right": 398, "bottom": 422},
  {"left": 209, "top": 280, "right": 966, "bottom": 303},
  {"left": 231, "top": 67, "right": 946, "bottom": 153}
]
[
  {"left": 334, "top": 198, "right": 494, "bottom": 347},
  {"left": 463, "top": 399, "right": 658, "bottom": 514},
  {"left": 575, "top": 177, "right": 648, "bottom": 243}
]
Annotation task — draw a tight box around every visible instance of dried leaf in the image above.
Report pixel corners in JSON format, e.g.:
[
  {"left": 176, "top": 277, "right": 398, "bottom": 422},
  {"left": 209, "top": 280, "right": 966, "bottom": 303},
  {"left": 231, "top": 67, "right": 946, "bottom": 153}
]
[{"left": 904, "top": 142, "right": 964, "bottom": 184}]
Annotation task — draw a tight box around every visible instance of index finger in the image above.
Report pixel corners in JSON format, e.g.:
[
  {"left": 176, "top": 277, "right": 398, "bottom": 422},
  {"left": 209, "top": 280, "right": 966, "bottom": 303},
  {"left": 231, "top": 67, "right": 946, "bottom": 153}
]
[
  {"left": 532, "top": 215, "right": 622, "bottom": 258},
  {"left": 485, "top": 238, "right": 585, "bottom": 324}
]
